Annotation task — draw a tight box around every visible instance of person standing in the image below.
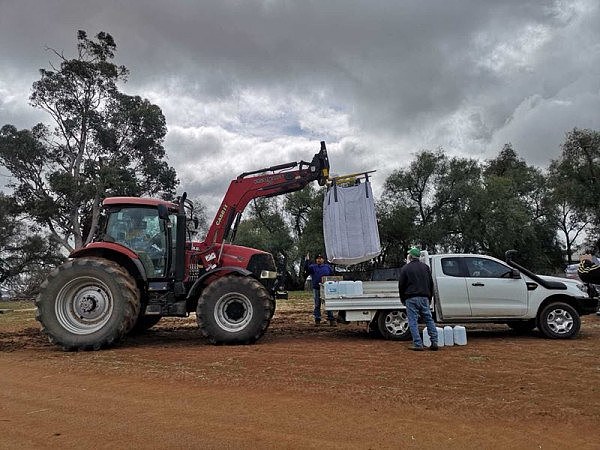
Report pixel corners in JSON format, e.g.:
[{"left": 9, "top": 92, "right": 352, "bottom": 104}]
[
  {"left": 398, "top": 247, "right": 439, "bottom": 351},
  {"left": 304, "top": 253, "right": 335, "bottom": 326}
]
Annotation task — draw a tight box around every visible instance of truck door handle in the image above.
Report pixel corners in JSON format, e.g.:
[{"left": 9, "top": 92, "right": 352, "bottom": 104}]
[{"left": 471, "top": 282, "right": 485, "bottom": 287}]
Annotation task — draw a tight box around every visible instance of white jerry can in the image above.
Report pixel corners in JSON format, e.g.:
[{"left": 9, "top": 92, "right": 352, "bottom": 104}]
[
  {"left": 443, "top": 326, "right": 454, "bottom": 346},
  {"left": 453, "top": 325, "right": 467, "bottom": 346},
  {"left": 422, "top": 328, "right": 432, "bottom": 347},
  {"left": 323, "top": 281, "right": 339, "bottom": 296},
  {"left": 436, "top": 327, "right": 445, "bottom": 347}
]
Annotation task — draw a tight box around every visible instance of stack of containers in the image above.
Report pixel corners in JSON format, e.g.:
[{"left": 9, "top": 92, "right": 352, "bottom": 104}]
[
  {"left": 323, "top": 280, "right": 364, "bottom": 296},
  {"left": 422, "top": 326, "right": 468, "bottom": 347}
]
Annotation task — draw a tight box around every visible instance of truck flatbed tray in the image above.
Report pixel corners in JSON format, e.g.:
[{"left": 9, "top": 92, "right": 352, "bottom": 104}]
[{"left": 323, "top": 293, "right": 404, "bottom": 311}]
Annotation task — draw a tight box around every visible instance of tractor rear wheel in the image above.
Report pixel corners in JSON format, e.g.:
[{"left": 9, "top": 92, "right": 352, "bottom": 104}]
[
  {"left": 196, "top": 275, "right": 272, "bottom": 344},
  {"left": 35, "top": 257, "right": 140, "bottom": 351}
]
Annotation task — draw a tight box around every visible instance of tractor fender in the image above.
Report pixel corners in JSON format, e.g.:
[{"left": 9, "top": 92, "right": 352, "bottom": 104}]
[
  {"left": 187, "top": 266, "right": 253, "bottom": 301},
  {"left": 69, "top": 243, "right": 148, "bottom": 281}
]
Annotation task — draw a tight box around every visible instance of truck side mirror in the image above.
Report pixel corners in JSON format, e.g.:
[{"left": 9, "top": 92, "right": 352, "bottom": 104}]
[{"left": 510, "top": 269, "right": 521, "bottom": 279}]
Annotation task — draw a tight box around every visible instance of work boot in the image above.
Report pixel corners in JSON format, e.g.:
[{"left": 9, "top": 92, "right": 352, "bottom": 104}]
[
  {"left": 314, "top": 319, "right": 321, "bottom": 326},
  {"left": 407, "top": 345, "right": 424, "bottom": 351},
  {"left": 430, "top": 343, "right": 439, "bottom": 351},
  {"left": 329, "top": 319, "right": 337, "bottom": 327}
]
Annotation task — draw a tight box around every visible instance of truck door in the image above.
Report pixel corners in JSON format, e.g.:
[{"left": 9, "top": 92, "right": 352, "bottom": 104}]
[
  {"left": 435, "top": 257, "right": 472, "bottom": 317},
  {"left": 464, "top": 257, "right": 527, "bottom": 316}
]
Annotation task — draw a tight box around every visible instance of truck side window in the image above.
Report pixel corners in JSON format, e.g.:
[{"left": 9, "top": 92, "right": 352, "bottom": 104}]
[
  {"left": 465, "top": 258, "right": 510, "bottom": 278},
  {"left": 441, "top": 258, "right": 463, "bottom": 277}
]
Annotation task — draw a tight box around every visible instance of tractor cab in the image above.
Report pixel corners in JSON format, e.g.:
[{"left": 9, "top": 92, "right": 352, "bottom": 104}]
[{"left": 98, "top": 197, "right": 179, "bottom": 279}]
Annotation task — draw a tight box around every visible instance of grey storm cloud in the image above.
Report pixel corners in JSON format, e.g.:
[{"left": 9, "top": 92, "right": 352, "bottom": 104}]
[{"left": 1, "top": 0, "right": 599, "bottom": 215}]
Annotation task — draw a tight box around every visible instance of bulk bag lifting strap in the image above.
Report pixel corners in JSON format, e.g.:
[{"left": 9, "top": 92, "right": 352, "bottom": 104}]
[{"left": 323, "top": 178, "right": 381, "bottom": 265}]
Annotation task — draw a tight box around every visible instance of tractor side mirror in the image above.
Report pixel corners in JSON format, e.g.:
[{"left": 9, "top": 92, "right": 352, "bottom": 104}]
[{"left": 158, "top": 204, "right": 169, "bottom": 220}]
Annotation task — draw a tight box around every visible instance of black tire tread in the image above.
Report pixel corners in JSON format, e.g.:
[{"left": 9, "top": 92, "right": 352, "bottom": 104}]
[
  {"left": 196, "top": 276, "right": 272, "bottom": 345},
  {"left": 377, "top": 309, "right": 411, "bottom": 341},
  {"left": 537, "top": 301, "right": 580, "bottom": 339},
  {"left": 35, "top": 257, "right": 141, "bottom": 351}
]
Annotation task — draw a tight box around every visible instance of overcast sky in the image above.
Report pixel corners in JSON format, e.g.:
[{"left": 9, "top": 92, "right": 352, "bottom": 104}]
[{"left": 1, "top": 0, "right": 599, "bottom": 217}]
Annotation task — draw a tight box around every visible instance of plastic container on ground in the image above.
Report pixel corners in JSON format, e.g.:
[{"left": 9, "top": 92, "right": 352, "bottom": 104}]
[
  {"left": 443, "top": 326, "right": 454, "bottom": 346},
  {"left": 453, "top": 325, "right": 467, "bottom": 345},
  {"left": 436, "top": 327, "right": 445, "bottom": 346},
  {"left": 422, "top": 328, "right": 432, "bottom": 347}
]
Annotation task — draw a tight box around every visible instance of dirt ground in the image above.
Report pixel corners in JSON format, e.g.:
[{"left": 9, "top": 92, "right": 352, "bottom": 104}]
[{"left": 1, "top": 297, "right": 599, "bottom": 449}]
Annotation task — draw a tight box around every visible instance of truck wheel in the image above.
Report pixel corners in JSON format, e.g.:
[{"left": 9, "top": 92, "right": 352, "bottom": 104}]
[
  {"left": 377, "top": 310, "right": 411, "bottom": 341},
  {"left": 507, "top": 319, "right": 536, "bottom": 334},
  {"left": 129, "top": 314, "right": 162, "bottom": 334},
  {"left": 196, "top": 275, "right": 271, "bottom": 344},
  {"left": 537, "top": 302, "right": 580, "bottom": 339},
  {"left": 35, "top": 257, "right": 141, "bottom": 351}
]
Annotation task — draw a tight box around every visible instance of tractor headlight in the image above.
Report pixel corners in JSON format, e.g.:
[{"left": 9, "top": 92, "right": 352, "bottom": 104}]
[{"left": 260, "top": 270, "right": 277, "bottom": 279}]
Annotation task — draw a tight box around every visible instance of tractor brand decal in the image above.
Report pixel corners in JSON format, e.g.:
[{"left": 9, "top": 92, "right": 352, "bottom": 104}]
[
  {"left": 254, "top": 174, "right": 283, "bottom": 184},
  {"left": 215, "top": 205, "right": 228, "bottom": 226},
  {"left": 204, "top": 252, "right": 218, "bottom": 270}
]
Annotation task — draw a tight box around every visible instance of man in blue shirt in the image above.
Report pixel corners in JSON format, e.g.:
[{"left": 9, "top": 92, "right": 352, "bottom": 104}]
[{"left": 304, "top": 253, "right": 335, "bottom": 326}]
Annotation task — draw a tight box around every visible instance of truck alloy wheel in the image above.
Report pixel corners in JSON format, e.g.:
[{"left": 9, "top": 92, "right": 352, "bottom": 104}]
[
  {"left": 377, "top": 310, "right": 411, "bottom": 340},
  {"left": 538, "top": 302, "right": 580, "bottom": 339}
]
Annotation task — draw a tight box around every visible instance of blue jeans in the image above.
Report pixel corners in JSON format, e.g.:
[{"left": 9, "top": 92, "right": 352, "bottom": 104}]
[
  {"left": 313, "top": 289, "right": 334, "bottom": 321},
  {"left": 405, "top": 297, "right": 438, "bottom": 347}
]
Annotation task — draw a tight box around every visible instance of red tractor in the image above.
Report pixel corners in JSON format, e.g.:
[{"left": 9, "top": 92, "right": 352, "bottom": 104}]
[{"left": 36, "top": 142, "right": 330, "bottom": 350}]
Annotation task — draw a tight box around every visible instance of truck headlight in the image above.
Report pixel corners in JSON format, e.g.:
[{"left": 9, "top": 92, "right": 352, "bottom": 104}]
[{"left": 576, "top": 283, "right": 588, "bottom": 295}]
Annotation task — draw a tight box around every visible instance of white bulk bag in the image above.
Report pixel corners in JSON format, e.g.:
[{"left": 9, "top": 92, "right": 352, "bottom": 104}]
[{"left": 323, "top": 180, "right": 381, "bottom": 265}]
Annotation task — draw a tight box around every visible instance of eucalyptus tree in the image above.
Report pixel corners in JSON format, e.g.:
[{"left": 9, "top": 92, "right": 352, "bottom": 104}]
[
  {"left": 548, "top": 128, "right": 600, "bottom": 253},
  {"left": 0, "top": 31, "right": 177, "bottom": 253},
  {"left": 0, "top": 193, "right": 64, "bottom": 297},
  {"left": 471, "top": 144, "right": 562, "bottom": 271},
  {"left": 380, "top": 150, "right": 481, "bottom": 255}
]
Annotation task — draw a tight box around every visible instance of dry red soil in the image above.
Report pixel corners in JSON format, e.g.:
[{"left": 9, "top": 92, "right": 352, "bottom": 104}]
[{"left": 1, "top": 298, "right": 599, "bottom": 449}]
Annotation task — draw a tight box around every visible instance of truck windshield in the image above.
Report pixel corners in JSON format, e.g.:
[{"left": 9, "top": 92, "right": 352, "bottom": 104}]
[{"left": 105, "top": 207, "right": 167, "bottom": 278}]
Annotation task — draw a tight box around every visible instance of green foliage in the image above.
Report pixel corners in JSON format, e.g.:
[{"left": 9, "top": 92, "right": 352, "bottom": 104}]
[
  {"left": 380, "top": 150, "right": 482, "bottom": 255},
  {"left": 0, "top": 30, "right": 178, "bottom": 252},
  {"left": 379, "top": 143, "right": 564, "bottom": 272},
  {"left": 548, "top": 129, "right": 600, "bottom": 255},
  {"left": 0, "top": 193, "right": 65, "bottom": 297}
]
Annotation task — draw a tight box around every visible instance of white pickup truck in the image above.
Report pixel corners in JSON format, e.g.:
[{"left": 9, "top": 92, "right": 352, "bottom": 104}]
[{"left": 323, "top": 251, "right": 598, "bottom": 340}]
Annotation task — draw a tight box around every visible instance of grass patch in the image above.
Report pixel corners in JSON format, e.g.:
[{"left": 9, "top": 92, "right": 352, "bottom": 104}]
[
  {"left": 0, "top": 299, "right": 35, "bottom": 310},
  {"left": 286, "top": 290, "right": 312, "bottom": 301},
  {"left": 0, "top": 300, "right": 37, "bottom": 329}
]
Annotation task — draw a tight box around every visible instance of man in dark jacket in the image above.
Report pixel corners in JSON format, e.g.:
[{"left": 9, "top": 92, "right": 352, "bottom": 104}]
[
  {"left": 398, "top": 247, "right": 439, "bottom": 351},
  {"left": 304, "top": 253, "right": 335, "bottom": 326}
]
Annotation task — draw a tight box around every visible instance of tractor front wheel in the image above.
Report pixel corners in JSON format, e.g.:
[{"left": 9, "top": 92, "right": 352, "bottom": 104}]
[{"left": 196, "top": 275, "right": 272, "bottom": 344}]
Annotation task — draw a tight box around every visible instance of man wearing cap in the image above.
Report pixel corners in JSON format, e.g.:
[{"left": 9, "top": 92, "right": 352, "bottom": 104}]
[
  {"left": 398, "top": 247, "right": 439, "bottom": 351},
  {"left": 304, "top": 253, "right": 336, "bottom": 326}
]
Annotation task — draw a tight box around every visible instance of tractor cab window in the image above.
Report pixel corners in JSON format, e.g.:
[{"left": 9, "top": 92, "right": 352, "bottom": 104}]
[{"left": 106, "top": 207, "right": 167, "bottom": 278}]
